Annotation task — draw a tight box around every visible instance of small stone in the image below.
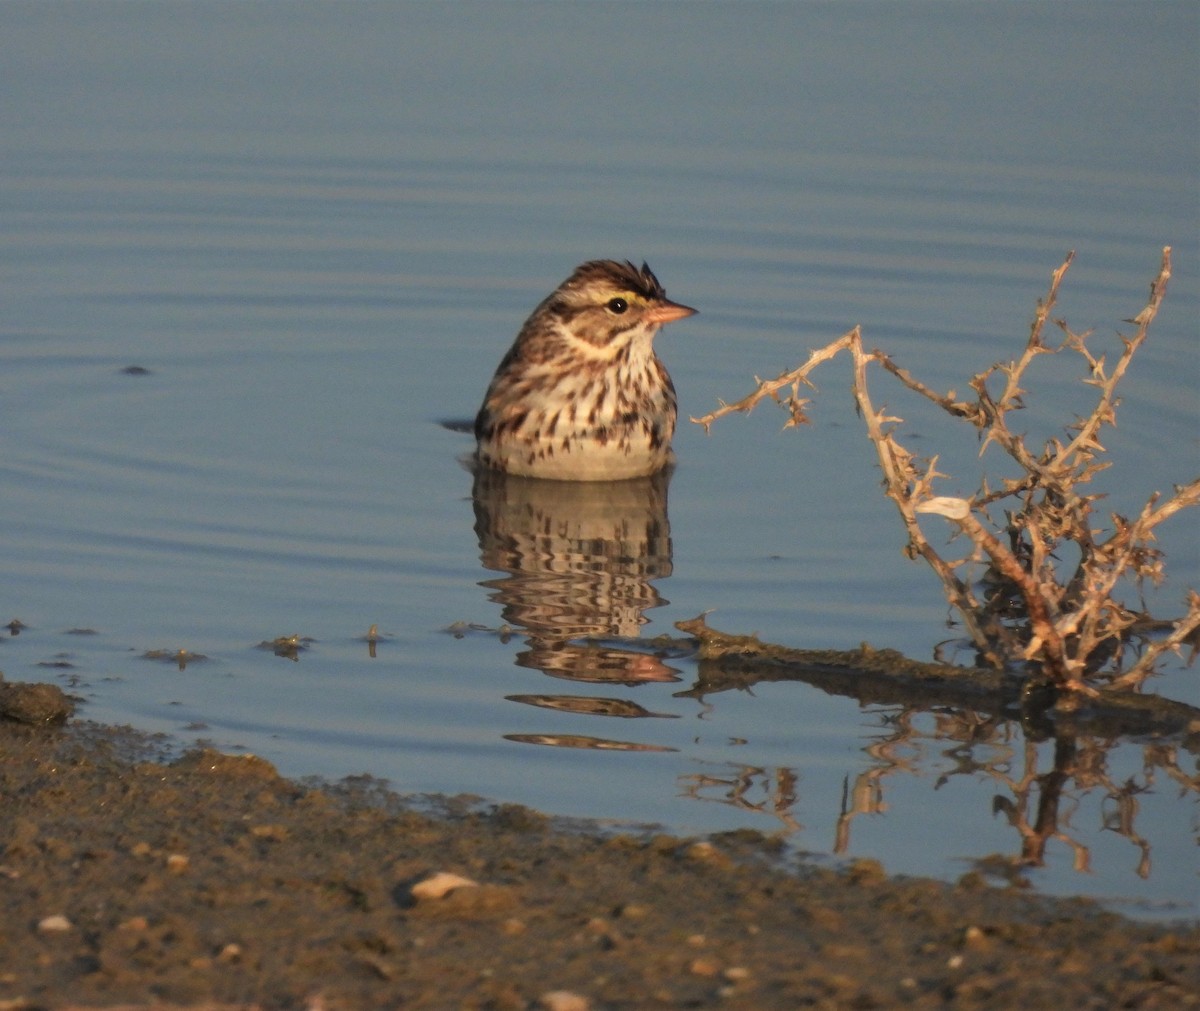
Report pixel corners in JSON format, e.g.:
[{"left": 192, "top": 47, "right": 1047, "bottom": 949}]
[
  {"left": 690, "top": 957, "right": 720, "bottom": 977},
  {"left": 683, "top": 841, "right": 731, "bottom": 868},
  {"left": 807, "top": 904, "right": 844, "bottom": 932},
  {"left": 410, "top": 871, "right": 479, "bottom": 901},
  {"left": 845, "top": 858, "right": 887, "bottom": 885},
  {"left": 250, "top": 824, "right": 289, "bottom": 841},
  {"left": 822, "top": 943, "right": 868, "bottom": 960},
  {"left": 166, "top": 853, "right": 189, "bottom": 873},
  {"left": 963, "top": 925, "right": 990, "bottom": 949},
  {"left": 723, "top": 966, "right": 751, "bottom": 981},
  {"left": 825, "top": 973, "right": 860, "bottom": 994},
  {"left": 538, "top": 992, "right": 590, "bottom": 1011},
  {"left": 957, "top": 870, "right": 987, "bottom": 891},
  {"left": 117, "top": 916, "right": 149, "bottom": 932},
  {"left": 217, "top": 942, "right": 243, "bottom": 963},
  {"left": 583, "top": 917, "right": 622, "bottom": 951},
  {"left": 946, "top": 954, "right": 964, "bottom": 969},
  {"left": 501, "top": 917, "right": 527, "bottom": 936},
  {"left": 37, "top": 914, "right": 71, "bottom": 933}
]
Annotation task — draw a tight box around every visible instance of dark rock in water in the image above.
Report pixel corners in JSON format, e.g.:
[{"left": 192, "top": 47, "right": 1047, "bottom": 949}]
[{"left": 0, "top": 680, "right": 74, "bottom": 725}]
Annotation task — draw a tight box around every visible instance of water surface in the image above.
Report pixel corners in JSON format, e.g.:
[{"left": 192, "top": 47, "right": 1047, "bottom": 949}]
[{"left": 2, "top": 2, "right": 1197, "bottom": 918}]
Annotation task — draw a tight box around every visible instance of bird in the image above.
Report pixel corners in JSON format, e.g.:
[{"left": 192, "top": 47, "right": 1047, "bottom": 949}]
[{"left": 474, "top": 260, "right": 696, "bottom": 481}]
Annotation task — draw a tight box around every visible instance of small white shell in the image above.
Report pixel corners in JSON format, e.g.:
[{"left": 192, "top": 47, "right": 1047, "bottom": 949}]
[
  {"left": 409, "top": 871, "right": 479, "bottom": 901},
  {"left": 38, "top": 914, "right": 72, "bottom": 933}
]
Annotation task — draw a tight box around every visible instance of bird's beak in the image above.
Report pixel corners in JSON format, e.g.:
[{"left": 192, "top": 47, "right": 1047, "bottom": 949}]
[{"left": 646, "top": 299, "right": 698, "bottom": 325}]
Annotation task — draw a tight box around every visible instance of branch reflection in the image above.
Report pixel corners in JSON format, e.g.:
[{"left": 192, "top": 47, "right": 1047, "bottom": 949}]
[{"left": 677, "top": 660, "right": 1196, "bottom": 883}]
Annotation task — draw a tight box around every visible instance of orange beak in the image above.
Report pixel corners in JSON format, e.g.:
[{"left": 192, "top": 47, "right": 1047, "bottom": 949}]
[{"left": 645, "top": 299, "right": 698, "bottom": 325}]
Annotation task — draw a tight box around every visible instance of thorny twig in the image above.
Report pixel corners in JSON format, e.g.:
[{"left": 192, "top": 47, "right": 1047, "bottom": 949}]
[{"left": 692, "top": 248, "right": 1198, "bottom": 693}]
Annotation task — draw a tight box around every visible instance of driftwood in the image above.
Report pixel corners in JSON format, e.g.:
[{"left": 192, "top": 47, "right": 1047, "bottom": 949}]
[{"left": 672, "top": 615, "right": 1200, "bottom": 747}]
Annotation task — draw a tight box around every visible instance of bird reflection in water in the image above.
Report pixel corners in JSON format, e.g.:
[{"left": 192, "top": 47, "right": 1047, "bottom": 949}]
[{"left": 471, "top": 467, "right": 681, "bottom": 751}]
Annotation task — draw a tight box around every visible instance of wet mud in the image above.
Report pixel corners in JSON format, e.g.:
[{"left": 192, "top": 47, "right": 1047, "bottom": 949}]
[{"left": 1, "top": 685, "right": 1198, "bottom": 1010}]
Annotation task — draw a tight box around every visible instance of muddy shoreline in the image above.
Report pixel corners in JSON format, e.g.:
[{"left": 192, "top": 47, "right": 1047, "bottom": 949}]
[{"left": 1, "top": 686, "right": 1197, "bottom": 1011}]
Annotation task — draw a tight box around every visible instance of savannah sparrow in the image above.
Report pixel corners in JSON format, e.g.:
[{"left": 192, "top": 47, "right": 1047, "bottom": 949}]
[{"left": 474, "top": 260, "right": 696, "bottom": 480}]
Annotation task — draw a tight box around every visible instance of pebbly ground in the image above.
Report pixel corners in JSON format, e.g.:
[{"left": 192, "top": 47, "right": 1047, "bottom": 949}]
[{"left": 0, "top": 684, "right": 1198, "bottom": 1011}]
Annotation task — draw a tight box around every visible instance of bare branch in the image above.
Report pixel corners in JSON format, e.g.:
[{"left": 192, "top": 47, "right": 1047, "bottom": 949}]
[
  {"left": 690, "top": 250, "right": 1195, "bottom": 694},
  {"left": 691, "top": 329, "right": 858, "bottom": 432},
  {"left": 1055, "top": 248, "right": 1172, "bottom": 471}
]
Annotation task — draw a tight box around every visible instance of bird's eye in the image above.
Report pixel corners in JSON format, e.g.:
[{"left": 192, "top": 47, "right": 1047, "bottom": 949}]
[{"left": 606, "top": 297, "right": 628, "bottom": 314}]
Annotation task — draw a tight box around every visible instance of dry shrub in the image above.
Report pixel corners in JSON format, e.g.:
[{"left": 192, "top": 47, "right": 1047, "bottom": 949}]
[{"left": 694, "top": 249, "right": 1198, "bottom": 694}]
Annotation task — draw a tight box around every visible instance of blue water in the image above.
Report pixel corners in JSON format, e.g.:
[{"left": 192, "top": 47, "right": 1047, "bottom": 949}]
[{"left": 2, "top": 2, "right": 1197, "bottom": 919}]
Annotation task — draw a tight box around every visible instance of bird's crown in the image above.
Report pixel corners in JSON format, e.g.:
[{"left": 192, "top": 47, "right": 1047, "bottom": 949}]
[{"left": 560, "top": 260, "right": 667, "bottom": 304}]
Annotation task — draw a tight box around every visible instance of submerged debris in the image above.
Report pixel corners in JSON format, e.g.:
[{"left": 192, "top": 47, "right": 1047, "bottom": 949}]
[
  {"left": 257, "top": 634, "right": 316, "bottom": 661},
  {"left": 142, "top": 648, "right": 208, "bottom": 670}
]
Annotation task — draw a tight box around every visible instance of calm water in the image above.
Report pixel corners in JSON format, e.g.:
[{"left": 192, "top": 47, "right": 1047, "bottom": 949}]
[{"left": 2, "top": 3, "right": 1197, "bottom": 918}]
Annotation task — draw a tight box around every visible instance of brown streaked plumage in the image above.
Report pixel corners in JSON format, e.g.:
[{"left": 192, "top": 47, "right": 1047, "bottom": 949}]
[{"left": 474, "top": 260, "right": 696, "bottom": 480}]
